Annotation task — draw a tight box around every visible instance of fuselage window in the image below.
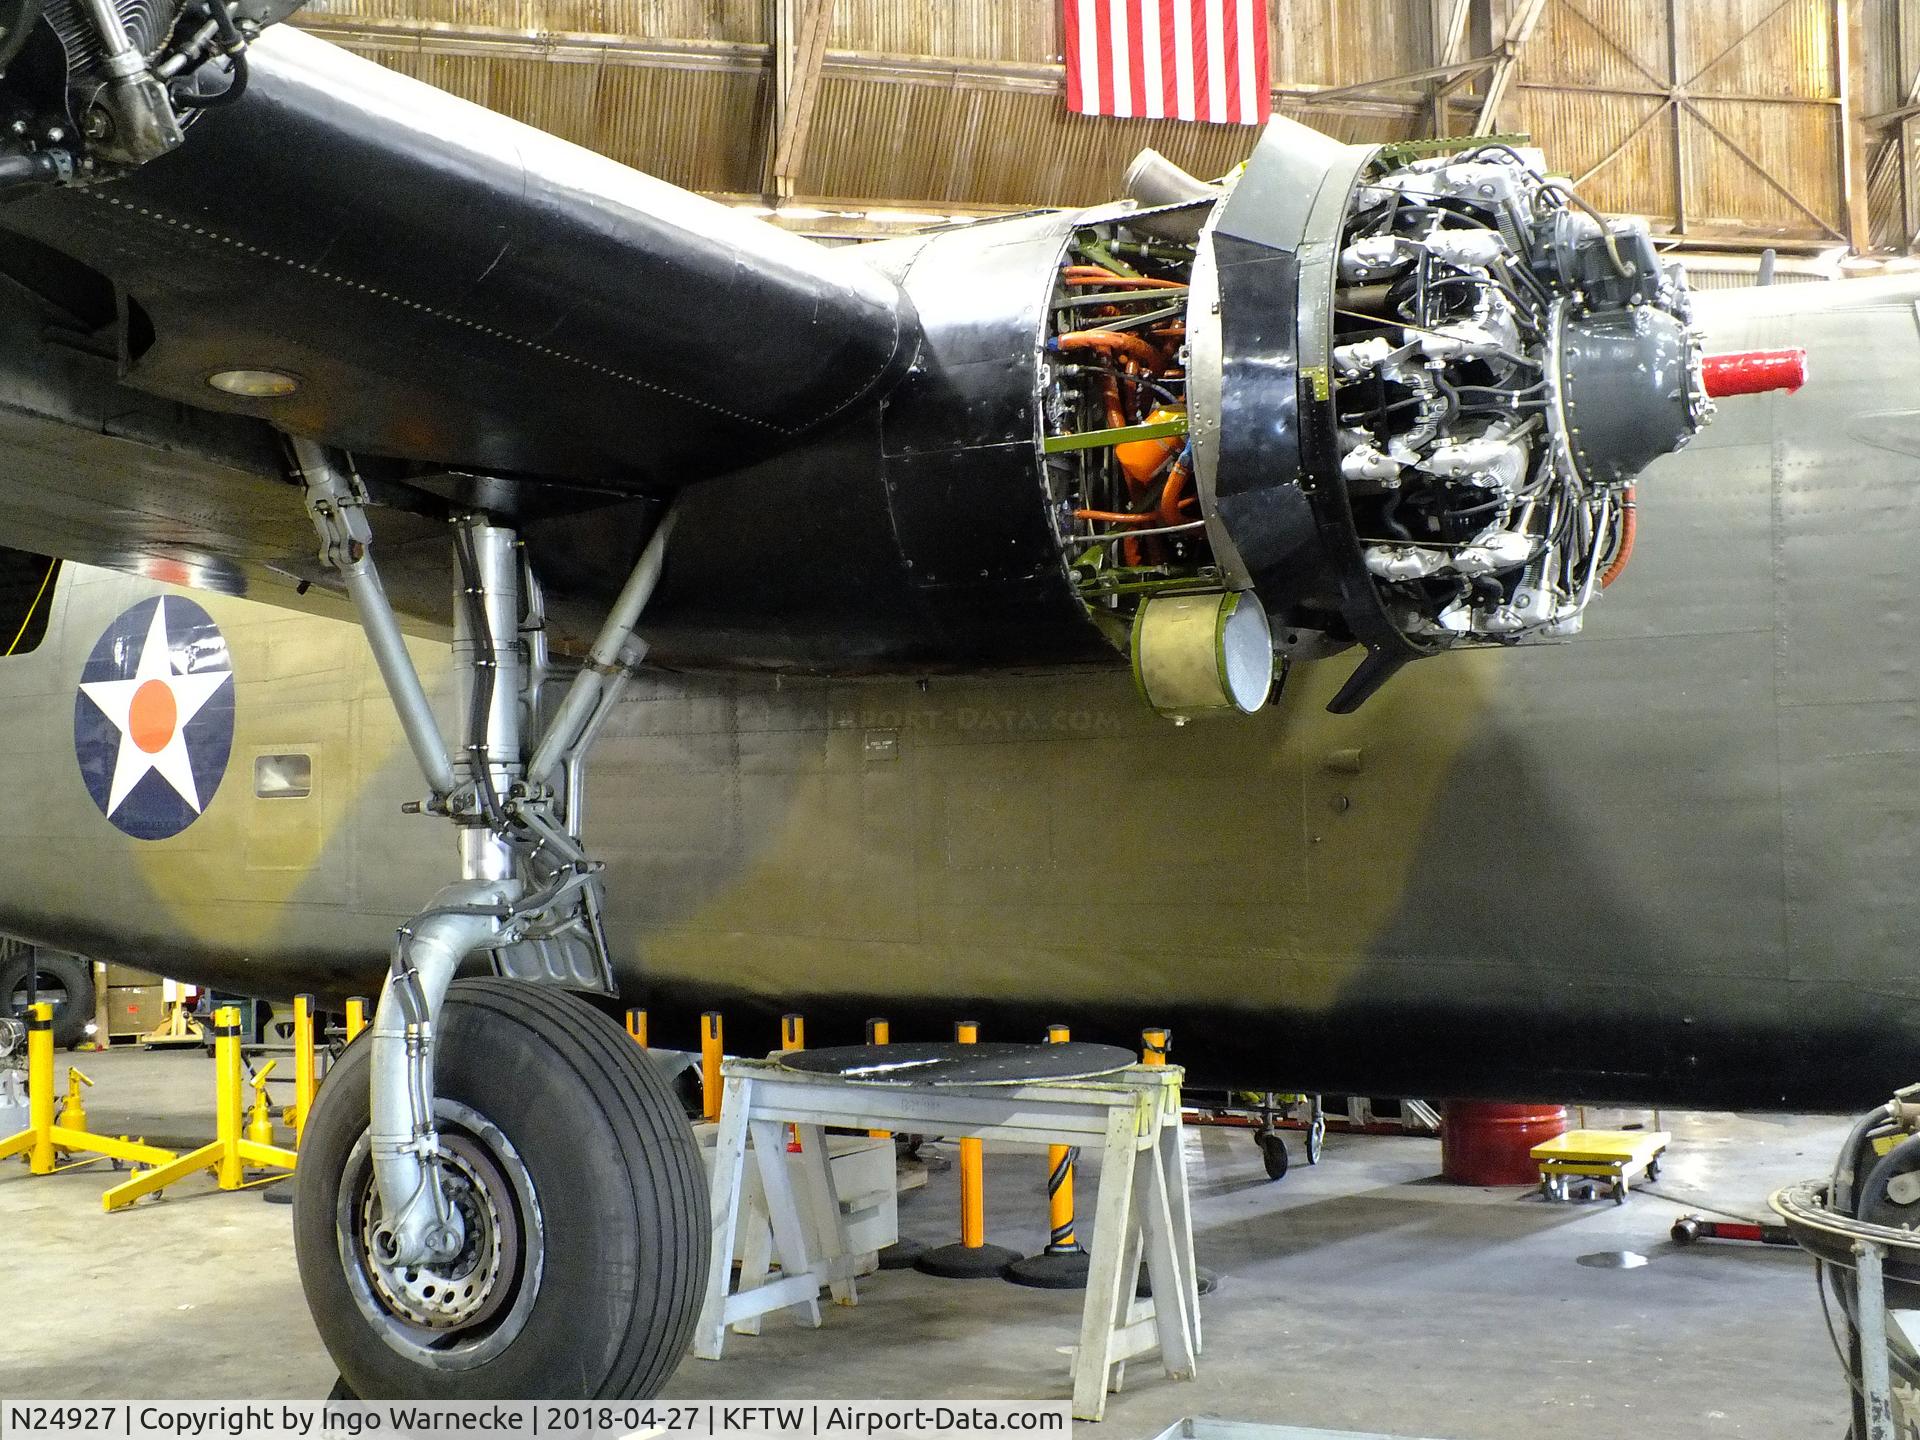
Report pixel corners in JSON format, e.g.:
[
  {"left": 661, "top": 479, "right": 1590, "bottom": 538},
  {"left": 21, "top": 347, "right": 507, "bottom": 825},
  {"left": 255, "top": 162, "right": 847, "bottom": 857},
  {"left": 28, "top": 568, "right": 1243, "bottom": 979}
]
[
  {"left": 254, "top": 753, "right": 313, "bottom": 799},
  {"left": 0, "top": 547, "right": 58, "bottom": 657}
]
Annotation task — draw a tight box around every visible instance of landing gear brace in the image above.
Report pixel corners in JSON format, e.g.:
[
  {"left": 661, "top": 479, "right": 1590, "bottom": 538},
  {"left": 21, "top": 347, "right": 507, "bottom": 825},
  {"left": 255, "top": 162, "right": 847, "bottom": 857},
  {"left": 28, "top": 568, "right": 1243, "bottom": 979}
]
[{"left": 288, "top": 439, "right": 706, "bottom": 1398}]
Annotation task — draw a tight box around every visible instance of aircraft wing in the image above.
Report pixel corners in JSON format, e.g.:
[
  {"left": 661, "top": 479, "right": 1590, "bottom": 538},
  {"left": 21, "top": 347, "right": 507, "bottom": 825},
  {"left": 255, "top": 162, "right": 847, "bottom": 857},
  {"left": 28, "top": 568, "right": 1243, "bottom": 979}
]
[{"left": 0, "top": 27, "right": 915, "bottom": 620}]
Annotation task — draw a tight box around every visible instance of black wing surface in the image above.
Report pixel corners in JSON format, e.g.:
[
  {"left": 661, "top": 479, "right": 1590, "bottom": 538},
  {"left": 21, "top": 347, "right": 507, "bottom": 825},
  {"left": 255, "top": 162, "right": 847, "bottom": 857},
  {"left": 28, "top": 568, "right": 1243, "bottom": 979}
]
[{"left": 0, "top": 27, "right": 917, "bottom": 625}]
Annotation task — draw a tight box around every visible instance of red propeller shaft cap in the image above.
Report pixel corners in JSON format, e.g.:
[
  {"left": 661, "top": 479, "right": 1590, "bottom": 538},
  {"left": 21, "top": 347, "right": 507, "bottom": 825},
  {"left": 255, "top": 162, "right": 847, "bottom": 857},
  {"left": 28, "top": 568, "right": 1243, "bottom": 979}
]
[{"left": 1701, "top": 348, "right": 1808, "bottom": 398}]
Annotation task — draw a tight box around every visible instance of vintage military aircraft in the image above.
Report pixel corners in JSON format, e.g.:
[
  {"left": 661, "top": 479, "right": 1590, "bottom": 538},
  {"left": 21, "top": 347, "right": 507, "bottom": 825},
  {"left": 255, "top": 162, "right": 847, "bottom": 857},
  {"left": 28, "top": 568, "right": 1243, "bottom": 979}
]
[{"left": 0, "top": 0, "right": 1850, "bottom": 1401}]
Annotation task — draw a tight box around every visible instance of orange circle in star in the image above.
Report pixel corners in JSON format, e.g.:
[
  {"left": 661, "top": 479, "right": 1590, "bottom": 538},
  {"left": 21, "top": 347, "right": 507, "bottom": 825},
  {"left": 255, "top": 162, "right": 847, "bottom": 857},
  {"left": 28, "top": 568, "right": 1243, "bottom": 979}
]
[{"left": 128, "top": 679, "right": 177, "bottom": 754}]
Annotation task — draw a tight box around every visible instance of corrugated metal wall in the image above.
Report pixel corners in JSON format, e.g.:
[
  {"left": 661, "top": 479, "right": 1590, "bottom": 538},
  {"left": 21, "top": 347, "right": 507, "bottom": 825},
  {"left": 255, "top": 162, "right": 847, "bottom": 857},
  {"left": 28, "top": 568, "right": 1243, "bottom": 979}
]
[
  {"left": 294, "top": 0, "right": 1884, "bottom": 248},
  {"left": 1507, "top": 0, "right": 1847, "bottom": 241}
]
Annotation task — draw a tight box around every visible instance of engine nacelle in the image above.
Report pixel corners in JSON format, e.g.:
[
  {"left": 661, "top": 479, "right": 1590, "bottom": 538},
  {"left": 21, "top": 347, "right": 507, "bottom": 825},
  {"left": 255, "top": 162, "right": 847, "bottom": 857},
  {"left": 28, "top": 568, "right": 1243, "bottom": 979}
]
[{"left": 628, "top": 120, "right": 1790, "bottom": 717}]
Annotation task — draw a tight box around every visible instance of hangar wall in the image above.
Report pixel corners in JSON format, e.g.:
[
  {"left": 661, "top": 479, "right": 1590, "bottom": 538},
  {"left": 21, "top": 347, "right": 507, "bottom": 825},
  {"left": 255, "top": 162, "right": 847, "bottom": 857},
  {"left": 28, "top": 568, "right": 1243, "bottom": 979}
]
[{"left": 286, "top": 0, "right": 1906, "bottom": 257}]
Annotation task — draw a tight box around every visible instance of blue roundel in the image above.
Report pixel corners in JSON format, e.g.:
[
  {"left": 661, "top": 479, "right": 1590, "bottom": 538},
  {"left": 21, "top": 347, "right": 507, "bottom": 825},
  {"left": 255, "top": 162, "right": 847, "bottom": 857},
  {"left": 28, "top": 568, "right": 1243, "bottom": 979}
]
[{"left": 74, "top": 596, "right": 235, "bottom": 840}]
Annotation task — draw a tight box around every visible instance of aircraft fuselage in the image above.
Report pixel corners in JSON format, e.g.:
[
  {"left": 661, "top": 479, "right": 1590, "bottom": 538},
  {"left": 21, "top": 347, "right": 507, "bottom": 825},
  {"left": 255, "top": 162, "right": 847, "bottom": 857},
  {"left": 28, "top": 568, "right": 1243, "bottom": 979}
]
[{"left": 3, "top": 273, "right": 1916, "bottom": 1111}]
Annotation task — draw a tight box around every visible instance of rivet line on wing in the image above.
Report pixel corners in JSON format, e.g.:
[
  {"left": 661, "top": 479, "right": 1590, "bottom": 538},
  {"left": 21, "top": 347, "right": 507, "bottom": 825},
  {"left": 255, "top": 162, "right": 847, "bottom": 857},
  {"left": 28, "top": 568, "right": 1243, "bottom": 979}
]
[{"left": 89, "top": 191, "right": 793, "bottom": 435}]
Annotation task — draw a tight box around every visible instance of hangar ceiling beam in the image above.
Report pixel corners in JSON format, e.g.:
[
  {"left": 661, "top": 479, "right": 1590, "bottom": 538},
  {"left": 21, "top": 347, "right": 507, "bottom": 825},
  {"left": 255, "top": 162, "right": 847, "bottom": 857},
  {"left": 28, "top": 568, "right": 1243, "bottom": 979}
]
[
  {"left": 1835, "top": 0, "right": 1871, "bottom": 253},
  {"left": 1429, "top": 0, "right": 1474, "bottom": 136},
  {"left": 1474, "top": 0, "right": 1549, "bottom": 134},
  {"left": 1305, "top": 58, "right": 1493, "bottom": 104},
  {"left": 1666, "top": 0, "right": 1687, "bottom": 231},
  {"left": 1857, "top": 1, "right": 1920, "bottom": 249},
  {"left": 766, "top": 0, "right": 833, "bottom": 200}
]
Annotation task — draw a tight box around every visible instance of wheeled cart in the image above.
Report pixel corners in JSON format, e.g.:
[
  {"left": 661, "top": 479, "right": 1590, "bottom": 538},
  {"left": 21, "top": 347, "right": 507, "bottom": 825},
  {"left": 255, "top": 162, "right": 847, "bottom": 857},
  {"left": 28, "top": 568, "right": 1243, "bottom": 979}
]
[{"left": 1532, "top": 1128, "right": 1670, "bottom": 1204}]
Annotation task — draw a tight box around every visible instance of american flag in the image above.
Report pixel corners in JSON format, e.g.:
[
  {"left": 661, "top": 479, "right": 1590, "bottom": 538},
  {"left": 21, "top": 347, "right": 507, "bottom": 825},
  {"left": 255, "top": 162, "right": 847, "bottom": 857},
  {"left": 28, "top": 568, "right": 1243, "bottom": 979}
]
[{"left": 1064, "top": 0, "right": 1271, "bottom": 127}]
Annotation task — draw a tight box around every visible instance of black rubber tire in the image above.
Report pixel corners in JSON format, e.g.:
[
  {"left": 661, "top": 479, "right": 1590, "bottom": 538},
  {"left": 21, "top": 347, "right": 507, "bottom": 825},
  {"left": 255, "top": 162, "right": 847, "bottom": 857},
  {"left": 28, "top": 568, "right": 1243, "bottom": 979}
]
[
  {"left": 1, "top": 947, "right": 94, "bottom": 1050},
  {"left": 293, "top": 979, "right": 709, "bottom": 1399},
  {"left": 1258, "top": 1131, "right": 1289, "bottom": 1181}
]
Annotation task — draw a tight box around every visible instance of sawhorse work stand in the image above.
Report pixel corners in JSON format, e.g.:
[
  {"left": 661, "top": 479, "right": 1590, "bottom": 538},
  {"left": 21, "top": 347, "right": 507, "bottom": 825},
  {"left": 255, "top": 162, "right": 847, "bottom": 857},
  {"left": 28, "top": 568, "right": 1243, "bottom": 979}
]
[{"left": 694, "top": 1056, "right": 1200, "bottom": 1421}]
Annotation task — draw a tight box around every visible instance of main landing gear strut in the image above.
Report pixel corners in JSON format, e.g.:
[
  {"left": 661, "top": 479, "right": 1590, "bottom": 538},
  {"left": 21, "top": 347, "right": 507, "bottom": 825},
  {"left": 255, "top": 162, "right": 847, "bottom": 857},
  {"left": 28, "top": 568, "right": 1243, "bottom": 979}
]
[{"left": 287, "top": 440, "right": 707, "bottom": 1399}]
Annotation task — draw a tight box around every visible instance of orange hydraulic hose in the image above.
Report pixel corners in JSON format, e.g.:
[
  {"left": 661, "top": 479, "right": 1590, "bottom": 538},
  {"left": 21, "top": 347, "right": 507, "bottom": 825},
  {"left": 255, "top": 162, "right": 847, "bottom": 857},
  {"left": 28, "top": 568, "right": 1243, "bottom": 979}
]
[
  {"left": 1055, "top": 328, "right": 1165, "bottom": 371},
  {"left": 1063, "top": 266, "right": 1186, "bottom": 289},
  {"left": 1099, "top": 374, "right": 1128, "bottom": 431},
  {"left": 1600, "top": 489, "right": 1637, "bottom": 589},
  {"left": 1073, "top": 509, "right": 1158, "bottom": 524},
  {"left": 1156, "top": 457, "right": 1192, "bottom": 527}
]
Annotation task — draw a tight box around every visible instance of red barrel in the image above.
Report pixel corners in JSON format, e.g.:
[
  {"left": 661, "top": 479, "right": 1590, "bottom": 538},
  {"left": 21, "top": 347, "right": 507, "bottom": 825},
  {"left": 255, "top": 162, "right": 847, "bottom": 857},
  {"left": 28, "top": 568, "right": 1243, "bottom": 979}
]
[{"left": 1441, "top": 1101, "right": 1568, "bottom": 1186}]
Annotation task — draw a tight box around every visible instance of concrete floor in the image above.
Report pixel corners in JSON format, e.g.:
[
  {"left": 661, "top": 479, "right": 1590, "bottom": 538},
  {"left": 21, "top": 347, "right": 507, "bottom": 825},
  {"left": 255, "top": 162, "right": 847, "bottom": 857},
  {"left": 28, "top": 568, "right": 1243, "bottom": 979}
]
[{"left": 2, "top": 1046, "right": 1850, "bottom": 1438}]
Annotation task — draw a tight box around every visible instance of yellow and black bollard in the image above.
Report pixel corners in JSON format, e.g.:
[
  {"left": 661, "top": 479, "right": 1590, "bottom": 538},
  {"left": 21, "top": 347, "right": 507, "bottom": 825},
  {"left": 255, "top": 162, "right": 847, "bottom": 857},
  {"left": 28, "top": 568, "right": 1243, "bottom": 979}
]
[
  {"left": 625, "top": 1009, "right": 649, "bottom": 1047},
  {"left": 1142, "top": 1026, "right": 1171, "bottom": 1066},
  {"left": 344, "top": 997, "right": 369, "bottom": 1044},
  {"left": 779, "top": 1013, "right": 805, "bottom": 1150},
  {"left": 101, "top": 1006, "right": 297, "bottom": 1210},
  {"left": 700, "top": 1011, "right": 724, "bottom": 1123},
  {"left": 0, "top": 1003, "right": 177, "bottom": 1179},
  {"left": 865, "top": 1018, "right": 891, "bottom": 1140},
  {"left": 915, "top": 1020, "right": 1021, "bottom": 1279},
  {"left": 1005, "top": 1024, "right": 1092, "bottom": 1289}
]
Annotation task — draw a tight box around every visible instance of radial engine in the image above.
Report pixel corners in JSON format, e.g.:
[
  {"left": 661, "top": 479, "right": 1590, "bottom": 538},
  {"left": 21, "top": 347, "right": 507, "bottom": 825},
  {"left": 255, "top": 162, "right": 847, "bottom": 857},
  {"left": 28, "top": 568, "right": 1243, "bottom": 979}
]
[{"left": 1036, "top": 127, "right": 1802, "bottom": 716}]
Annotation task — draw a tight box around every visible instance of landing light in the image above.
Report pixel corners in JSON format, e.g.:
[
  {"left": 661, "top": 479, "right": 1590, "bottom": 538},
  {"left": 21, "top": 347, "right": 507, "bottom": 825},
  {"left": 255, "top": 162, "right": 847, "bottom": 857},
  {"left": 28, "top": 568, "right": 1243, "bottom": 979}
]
[{"left": 207, "top": 368, "right": 300, "bottom": 397}]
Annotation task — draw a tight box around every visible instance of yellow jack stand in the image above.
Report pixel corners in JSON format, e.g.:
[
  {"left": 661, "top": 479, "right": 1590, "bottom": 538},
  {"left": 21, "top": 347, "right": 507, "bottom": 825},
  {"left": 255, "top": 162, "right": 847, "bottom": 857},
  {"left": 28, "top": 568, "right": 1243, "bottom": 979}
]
[
  {"left": 101, "top": 1006, "right": 297, "bottom": 1210},
  {"left": 140, "top": 1001, "right": 206, "bottom": 1049},
  {"left": 0, "top": 1004, "right": 178, "bottom": 1178}
]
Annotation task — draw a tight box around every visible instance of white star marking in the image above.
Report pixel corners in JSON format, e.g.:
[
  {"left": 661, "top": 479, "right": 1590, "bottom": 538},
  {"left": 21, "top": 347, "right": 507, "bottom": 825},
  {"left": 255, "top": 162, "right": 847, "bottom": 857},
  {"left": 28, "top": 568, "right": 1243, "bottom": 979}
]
[{"left": 79, "top": 600, "right": 231, "bottom": 818}]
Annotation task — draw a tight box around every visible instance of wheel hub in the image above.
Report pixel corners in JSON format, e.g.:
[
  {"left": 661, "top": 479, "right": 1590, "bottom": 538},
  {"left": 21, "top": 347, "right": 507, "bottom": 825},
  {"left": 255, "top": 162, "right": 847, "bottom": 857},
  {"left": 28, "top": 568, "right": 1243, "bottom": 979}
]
[{"left": 359, "top": 1133, "right": 520, "bottom": 1333}]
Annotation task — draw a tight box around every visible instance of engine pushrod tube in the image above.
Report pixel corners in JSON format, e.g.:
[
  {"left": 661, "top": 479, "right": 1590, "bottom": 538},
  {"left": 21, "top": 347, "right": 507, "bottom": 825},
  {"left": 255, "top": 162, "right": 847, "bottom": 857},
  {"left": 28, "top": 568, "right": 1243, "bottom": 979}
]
[{"left": 76, "top": 0, "right": 146, "bottom": 77}]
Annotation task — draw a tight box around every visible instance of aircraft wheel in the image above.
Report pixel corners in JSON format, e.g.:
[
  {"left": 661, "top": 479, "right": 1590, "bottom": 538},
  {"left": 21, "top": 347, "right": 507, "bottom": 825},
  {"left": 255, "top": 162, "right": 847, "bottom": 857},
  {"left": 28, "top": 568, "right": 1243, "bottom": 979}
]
[
  {"left": 1258, "top": 1130, "right": 1289, "bottom": 1181},
  {"left": 293, "top": 979, "right": 708, "bottom": 1399},
  {"left": 1, "top": 947, "right": 94, "bottom": 1049}
]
